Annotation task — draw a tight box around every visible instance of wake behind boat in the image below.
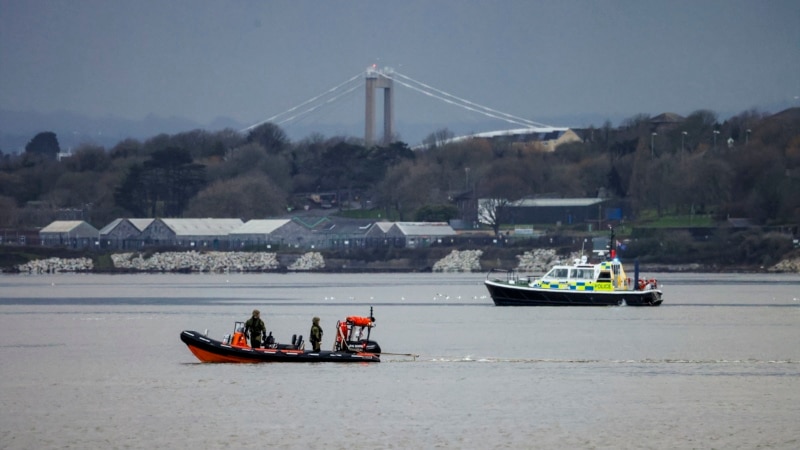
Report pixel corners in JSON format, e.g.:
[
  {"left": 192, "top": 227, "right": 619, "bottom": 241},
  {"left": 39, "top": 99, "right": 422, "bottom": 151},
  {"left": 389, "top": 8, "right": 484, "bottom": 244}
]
[
  {"left": 180, "top": 309, "right": 381, "bottom": 363},
  {"left": 485, "top": 228, "right": 663, "bottom": 307}
]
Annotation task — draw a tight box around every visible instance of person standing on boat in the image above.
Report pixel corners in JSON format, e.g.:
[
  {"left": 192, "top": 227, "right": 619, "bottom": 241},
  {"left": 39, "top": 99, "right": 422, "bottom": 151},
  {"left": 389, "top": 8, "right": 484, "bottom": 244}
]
[
  {"left": 309, "top": 316, "right": 323, "bottom": 352},
  {"left": 244, "top": 309, "right": 266, "bottom": 348}
]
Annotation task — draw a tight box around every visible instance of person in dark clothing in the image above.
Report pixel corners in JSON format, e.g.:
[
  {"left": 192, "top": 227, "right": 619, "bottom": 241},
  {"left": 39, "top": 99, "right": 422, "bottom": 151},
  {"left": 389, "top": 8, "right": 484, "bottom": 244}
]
[
  {"left": 309, "top": 316, "right": 323, "bottom": 352},
  {"left": 244, "top": 309, "right": 266, "bottom": 348}
]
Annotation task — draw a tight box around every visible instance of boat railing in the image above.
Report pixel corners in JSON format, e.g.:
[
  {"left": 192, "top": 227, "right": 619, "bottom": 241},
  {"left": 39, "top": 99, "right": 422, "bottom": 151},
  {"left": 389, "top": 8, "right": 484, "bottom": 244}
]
[{"left": 486, "top": 268, "right": 540, "bottom": 285}]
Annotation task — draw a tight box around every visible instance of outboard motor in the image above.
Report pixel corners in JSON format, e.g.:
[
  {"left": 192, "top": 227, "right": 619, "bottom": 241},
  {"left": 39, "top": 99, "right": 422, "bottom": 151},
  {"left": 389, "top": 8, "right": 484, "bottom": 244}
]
[
  {"left": 342, "top": 338, "right": 381, "bottom": 354},
  {"left": 265, "top": 332, "right": 275, "bottom": 348},
  {"left": 354, "top": 340, "right": 381, "bottom": 354}
]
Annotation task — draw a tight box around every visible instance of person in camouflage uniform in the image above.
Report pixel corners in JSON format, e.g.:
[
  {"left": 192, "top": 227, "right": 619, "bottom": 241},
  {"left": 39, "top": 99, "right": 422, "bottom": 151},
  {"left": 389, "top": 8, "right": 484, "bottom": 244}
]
[
  {"left": 309, "top": 316, "right": 323, "bottom": 352},
  {"left": 244, "top": 309, "right": 266, "bottom": 348}
]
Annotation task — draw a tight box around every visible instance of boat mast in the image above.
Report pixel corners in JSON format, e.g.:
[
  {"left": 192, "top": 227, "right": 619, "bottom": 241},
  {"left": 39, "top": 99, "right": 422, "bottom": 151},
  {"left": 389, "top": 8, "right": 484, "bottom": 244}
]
[
  {"left": 366, "top": 306, "right": 374, "bottom": 343},
  {"left": 608, "top": 225, "right": 616, "bottom": 260}
]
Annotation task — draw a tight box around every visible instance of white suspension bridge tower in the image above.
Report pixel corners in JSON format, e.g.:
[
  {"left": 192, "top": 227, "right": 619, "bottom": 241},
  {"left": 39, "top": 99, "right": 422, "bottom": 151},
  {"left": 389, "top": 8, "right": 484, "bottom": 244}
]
[{"left": 242, "top": 66, "right": 556, "bottom": 146}]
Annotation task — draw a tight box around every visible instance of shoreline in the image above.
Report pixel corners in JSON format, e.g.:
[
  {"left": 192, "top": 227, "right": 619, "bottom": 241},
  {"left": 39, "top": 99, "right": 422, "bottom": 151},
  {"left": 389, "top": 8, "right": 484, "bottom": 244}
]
[{"left": 3, "top": 248, "right": 797, "bottom": 274}]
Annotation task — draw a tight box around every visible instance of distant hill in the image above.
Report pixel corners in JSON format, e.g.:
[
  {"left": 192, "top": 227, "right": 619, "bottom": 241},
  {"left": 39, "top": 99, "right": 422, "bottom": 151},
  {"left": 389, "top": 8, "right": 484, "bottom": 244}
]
[
  {"left": 768, "top": 107, "right": 800, "bottom": 122},
  {"left": 3, "top": 105, "right": 793, "bottom": 154},
  {"left": 0, "top": 108, "right": 625, "bottom": 154},
  {"left": 0, "top": 109, "right": 223, "bottom": 153}
]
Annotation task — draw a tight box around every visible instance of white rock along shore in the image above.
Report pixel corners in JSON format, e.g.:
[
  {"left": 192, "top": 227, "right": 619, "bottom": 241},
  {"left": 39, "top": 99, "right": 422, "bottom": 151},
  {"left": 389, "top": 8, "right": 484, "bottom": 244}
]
[{"left": 9, "top": 249, "right": 800, "bottom": 274}]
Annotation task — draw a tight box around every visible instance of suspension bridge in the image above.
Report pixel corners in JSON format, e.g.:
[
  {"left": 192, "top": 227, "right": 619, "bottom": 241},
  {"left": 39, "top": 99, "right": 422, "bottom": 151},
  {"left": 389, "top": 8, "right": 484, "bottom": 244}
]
[{"left": 241, "top": 66, "right": 564, "bottom": 146}]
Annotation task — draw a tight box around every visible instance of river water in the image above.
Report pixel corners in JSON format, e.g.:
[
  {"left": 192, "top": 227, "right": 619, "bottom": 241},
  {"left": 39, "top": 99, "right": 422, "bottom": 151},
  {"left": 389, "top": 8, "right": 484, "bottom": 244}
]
[{"left": 1, "top": 272, "right": 799, "bottom": 449}]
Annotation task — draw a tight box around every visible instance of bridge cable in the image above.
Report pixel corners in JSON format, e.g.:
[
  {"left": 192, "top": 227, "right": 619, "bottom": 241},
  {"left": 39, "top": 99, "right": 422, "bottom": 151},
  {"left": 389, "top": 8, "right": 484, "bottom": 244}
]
[
  {"left": 278, "top": 81, "right": 363, "bottom": 129},
  {"left": 381, "top": 72, "right": 542, "bottom": 129},
  {"left": 240, "top": 72, "right": 363, "bottom": 133},
  {"left": 275, "top": 82, "right": 363, "bottom": 126},
  {"left": 392, "top": 70, "right": 553, "bottom": 128}
]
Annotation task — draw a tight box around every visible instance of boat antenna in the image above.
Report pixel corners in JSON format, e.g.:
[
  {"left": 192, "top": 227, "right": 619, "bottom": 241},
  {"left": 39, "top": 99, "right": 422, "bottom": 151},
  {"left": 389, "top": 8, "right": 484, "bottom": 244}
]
[{"left": 366, "top": 306, "right": 374, "bottom": 344}]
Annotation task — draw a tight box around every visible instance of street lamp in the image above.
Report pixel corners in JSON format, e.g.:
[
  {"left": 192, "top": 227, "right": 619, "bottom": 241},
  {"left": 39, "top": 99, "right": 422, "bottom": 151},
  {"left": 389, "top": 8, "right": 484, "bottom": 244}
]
[
  {"left": 681, "top": 131, "right": 688, "bottom": 159},
  {"left": 651, "top": 132, "right": 657, "bottom": 157},
  {"left": 713, "top": 130, "right": 720, "bottom": 149}
]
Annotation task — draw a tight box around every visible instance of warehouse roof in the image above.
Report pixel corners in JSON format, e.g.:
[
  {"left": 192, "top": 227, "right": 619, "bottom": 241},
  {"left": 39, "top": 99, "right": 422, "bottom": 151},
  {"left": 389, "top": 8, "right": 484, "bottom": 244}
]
[
  {"left": 230, "top": 219, "right": 291, "bottom": 235},
  {"left": 510, "top": 198, "right": 605, "bottom": 208},
  {"left": 160, "top": 218, "right": 244, "bottom": 236}
]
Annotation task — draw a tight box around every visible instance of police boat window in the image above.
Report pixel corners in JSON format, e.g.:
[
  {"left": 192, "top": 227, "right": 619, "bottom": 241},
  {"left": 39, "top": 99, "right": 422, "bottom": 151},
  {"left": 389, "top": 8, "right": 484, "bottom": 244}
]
[{"left": 575, "top": 269, "right": 593, "bottom": 279}]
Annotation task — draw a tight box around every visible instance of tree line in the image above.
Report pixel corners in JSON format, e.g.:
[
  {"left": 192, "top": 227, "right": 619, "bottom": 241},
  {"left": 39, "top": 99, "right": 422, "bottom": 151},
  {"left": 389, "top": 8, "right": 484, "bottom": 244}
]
[{"left": 0, "top": 108, "right": 798, "bottom": 235}]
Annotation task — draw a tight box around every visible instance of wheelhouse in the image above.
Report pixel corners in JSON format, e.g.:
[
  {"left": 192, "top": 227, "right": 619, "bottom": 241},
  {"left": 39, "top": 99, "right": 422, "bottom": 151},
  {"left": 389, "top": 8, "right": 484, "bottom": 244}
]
[{"left": 533, "top": 258, "right": 631, "bottom": 291}]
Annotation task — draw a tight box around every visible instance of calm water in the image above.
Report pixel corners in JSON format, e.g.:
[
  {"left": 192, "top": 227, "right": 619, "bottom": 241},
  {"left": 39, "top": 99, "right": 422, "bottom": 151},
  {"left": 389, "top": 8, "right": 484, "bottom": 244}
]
[{"left": 1, "top": 272, "right": 799, "bottom": 449}]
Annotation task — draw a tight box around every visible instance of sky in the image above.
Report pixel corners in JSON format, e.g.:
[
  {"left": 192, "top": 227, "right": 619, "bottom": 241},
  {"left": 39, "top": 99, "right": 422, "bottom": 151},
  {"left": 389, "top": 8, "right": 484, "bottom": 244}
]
[{"left": 1, "top": 0, "right": 799, "bottom": 143}]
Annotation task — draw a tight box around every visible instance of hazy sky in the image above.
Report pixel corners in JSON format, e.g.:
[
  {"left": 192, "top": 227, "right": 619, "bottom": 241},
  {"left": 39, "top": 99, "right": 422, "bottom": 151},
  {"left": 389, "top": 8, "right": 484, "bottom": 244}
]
[{"left": 1, "top": 0, "right": 799, "bottom": 134}]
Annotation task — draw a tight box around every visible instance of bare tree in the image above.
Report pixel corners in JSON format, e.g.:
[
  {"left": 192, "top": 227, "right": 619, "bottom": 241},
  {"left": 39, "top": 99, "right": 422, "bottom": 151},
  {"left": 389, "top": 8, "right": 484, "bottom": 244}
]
[
  {"left": 376, "top": 160, "right": 439, "bottom": 221},
  {"left": 184, "top": 174, "right": 288, "bottom": 220},
  {"left": 477, "top": 197, "right": 511, "bottom": 236},
  {"left": 246, "top": 123, "right": 289, "bottom": 154},
  {"left": 422, "top": 128, "right": 454, "bottom": 149},
  {"left": 476, "top": 172, "right": 528, "bottom": 236}
]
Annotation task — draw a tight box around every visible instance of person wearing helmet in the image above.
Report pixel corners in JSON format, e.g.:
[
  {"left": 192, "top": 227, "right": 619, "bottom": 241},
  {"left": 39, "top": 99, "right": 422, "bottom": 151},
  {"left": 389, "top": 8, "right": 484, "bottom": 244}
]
[
  {"left": 244, "top": 309, "right": 266, "bottom": 348},
  {"left": 309, "top": 316, "right": 323, "bottom": 352}
]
